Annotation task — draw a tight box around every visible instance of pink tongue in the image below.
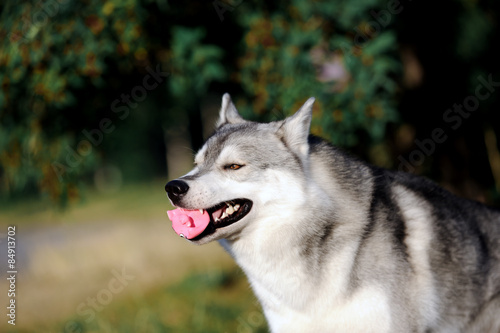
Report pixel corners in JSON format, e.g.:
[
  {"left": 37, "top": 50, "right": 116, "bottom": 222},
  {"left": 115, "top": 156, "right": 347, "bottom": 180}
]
[{"left": 167, "top": 208, "right": 210, "bottom": 239}]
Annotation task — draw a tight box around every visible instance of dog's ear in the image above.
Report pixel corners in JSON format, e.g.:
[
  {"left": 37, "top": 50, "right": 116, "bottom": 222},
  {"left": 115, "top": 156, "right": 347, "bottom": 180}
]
[
  {"left": 278, "top": 97, "right": 315, "bottom": 158},
  {"left": 216, "top": 93, "right": 246, "bottom": 128}
]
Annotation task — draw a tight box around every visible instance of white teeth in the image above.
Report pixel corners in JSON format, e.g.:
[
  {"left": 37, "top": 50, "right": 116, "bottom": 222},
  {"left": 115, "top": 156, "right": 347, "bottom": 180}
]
[
  {"left": 215, "top": 202, "right": 241, "bottom": 222},
  {"left": 199, "top": 209, "right": 203, "bottom": 214}
]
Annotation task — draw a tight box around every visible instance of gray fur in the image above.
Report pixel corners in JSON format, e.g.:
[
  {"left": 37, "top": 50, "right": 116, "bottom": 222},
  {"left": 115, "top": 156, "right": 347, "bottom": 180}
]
[{"left": 166, "top": 94, "right": 500, "bottom": 333}]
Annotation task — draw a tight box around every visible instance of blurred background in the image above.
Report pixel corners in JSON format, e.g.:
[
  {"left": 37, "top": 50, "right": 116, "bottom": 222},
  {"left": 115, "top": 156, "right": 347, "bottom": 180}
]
[{"left": 0, "top": 0, "right": 499, "bottom": 332}]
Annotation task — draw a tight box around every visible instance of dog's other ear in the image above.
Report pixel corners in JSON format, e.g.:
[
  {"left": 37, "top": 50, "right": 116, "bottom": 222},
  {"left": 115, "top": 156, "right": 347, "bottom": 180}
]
[
  {"left": 216, "top": 93, "right": 246, "bottom": 128},
  {"left": 278, "top": 97, "right": 315, "bottom": 158}
]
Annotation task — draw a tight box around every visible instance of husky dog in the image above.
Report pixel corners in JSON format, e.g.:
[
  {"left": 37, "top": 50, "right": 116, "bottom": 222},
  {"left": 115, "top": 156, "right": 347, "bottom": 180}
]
[{"left": 165, "top": 94, "right": 500, "bottom": 333}]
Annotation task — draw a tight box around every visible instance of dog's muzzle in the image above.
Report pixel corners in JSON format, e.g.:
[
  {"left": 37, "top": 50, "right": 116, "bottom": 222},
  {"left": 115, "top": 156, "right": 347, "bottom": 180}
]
[{"left": 165, "top": 179, "right": 189, "bottom": 205}]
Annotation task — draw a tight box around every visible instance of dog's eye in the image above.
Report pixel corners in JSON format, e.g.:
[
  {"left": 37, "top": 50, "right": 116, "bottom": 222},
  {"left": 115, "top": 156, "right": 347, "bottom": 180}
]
[{"left": 225, "top": 164, "right": 243, "bottom": 170}]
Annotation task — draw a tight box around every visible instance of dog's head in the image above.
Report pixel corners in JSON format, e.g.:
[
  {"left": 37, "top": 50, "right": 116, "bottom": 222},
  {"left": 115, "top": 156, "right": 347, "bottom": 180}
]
[{"left": 165, "top": 93, "right": 315, "bottom": 244}]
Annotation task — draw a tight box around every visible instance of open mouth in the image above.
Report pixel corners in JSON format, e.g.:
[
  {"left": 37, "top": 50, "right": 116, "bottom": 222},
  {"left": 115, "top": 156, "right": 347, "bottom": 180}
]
[
  {"left": 192, "top": 199, "right": 253, "bottom": 241},
  {"left": 167, "top": 199, "right": 252, "bottom": 241}
]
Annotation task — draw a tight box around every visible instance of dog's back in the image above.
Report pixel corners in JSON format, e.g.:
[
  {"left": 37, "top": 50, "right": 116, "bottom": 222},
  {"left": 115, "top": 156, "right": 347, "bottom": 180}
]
[
  {"left": 310, "top": 136, "right": 500, "bottom": 332},
  {"left": 393, "top": 170, "right": 500, "bottom": 332}
]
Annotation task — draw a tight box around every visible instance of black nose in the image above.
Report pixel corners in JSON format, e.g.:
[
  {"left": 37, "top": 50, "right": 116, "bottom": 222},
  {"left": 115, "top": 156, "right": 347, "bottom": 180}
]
[{"left": 165, "top": 180, "right": 190, "bottom": 200}]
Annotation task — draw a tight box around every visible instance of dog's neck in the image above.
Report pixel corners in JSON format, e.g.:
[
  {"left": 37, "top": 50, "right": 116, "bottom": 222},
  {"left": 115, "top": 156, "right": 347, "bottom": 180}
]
[
  {"left": 219, "top": 181, "right": 369, "bottom": 318},
  {"left": 218, "top": 145, "right": 375, "bottom": 324}
]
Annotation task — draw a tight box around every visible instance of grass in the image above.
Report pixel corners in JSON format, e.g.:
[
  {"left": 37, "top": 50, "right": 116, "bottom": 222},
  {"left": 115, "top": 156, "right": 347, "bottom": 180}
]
[
  {"left": 0, "top": 179, "right": 171, "bottom": 226},
  {"left": 43, "top": 268, "right": 269, "bottom": 333},
  {"left": 0, "top": 180, "right": 269, "bottom": 333}
]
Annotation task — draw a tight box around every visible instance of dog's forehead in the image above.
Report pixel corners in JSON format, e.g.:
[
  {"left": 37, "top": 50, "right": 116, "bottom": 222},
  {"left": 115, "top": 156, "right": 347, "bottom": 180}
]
[{"left": 195, "top": 123, "right": 278, "bottom": 164}]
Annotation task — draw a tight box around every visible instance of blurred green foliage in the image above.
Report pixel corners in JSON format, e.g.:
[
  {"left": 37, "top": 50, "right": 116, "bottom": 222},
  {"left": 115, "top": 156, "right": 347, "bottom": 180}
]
[
  {"left": 1, "top": 0, "right": 499, "bottom": 205},
  {"left": 1, "top": 0, "right": 151, "bottom": 203},
  {"left": 169, "top": 26, "right": 226, "bottom": 98},
  {"left": 0, "top": 0, "right": 226, "bottom": 205},
  {"left": 237, "top": 1, "right": 400, "bottom": 147}
]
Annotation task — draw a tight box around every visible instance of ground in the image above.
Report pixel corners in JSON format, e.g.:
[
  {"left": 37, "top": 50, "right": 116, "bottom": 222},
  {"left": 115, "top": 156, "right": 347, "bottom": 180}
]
[{"left": 0, "top": 181, "right": 267, "bottom": 333}]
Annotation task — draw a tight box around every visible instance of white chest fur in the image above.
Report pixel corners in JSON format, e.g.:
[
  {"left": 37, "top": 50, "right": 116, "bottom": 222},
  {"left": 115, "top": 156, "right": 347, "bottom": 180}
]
[
  {"left": 253, "top": 281, "right": 392, "bottom": 333},
  {"left": 225, "top": 223, "right": 393, "bottom": 333}
]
